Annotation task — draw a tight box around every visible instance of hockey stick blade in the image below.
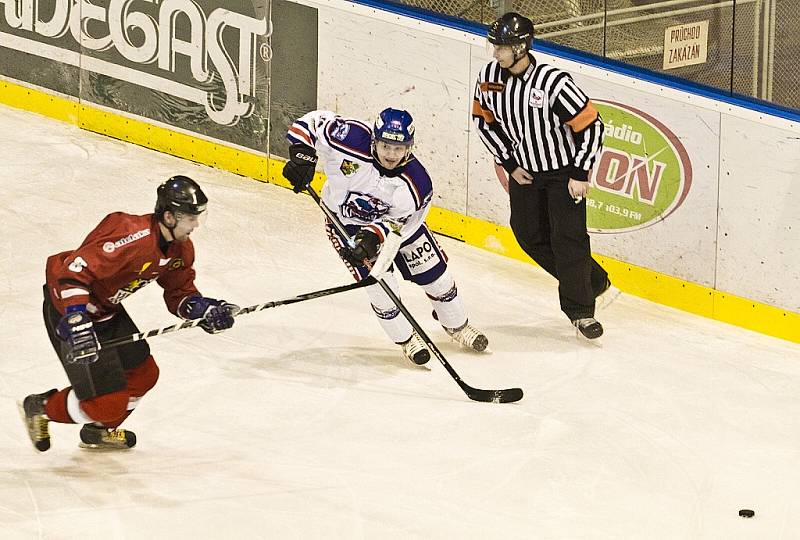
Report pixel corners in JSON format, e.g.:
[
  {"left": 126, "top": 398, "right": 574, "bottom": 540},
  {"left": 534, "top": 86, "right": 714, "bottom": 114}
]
[{"left": 465, "top": 385, "right": 524, "bottom": 404}]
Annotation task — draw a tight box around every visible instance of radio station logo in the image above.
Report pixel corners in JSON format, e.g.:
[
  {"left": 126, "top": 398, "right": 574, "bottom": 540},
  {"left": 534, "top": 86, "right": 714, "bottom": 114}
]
[{"left": 588, "top": 101, "right": 693, "bottom": 233}]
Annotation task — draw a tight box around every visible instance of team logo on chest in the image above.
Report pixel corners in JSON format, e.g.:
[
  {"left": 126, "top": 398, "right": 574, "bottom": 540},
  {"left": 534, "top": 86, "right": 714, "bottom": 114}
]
[
  {"left": 529, "top": 89, "right": 545, "bottom": 108},
  {"left": 340, "top": 192, "right": 390, "bottom": 222},
  {"left": 340, "top": 160, "right": 360, "bottom": 176}
]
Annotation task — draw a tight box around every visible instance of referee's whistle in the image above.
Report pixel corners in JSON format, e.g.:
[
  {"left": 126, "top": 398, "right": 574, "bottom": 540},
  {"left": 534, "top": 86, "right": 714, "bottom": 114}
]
[{"left": 574, "top": 196, "right": 583, "bottom": 204}]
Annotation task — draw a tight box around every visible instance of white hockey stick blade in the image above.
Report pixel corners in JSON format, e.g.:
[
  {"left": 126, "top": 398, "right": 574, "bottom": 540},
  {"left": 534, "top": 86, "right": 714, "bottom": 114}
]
[{"left": 369, "top": 230, "right": 403, "bottom": 278}]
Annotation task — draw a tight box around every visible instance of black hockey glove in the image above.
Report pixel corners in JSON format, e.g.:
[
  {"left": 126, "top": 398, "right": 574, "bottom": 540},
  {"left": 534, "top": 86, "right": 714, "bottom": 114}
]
[
  {"left": 282, "top": 143, "right": 318, "bottom": 193},
  {"left": 56, "top": 309, "right": 100, "bottom": 364},
  {"left": 180, "top": 296, "right": 240, "bottom": 334},
  {"left": 341, "top": 229, "right": 381, "bottom": 267}
]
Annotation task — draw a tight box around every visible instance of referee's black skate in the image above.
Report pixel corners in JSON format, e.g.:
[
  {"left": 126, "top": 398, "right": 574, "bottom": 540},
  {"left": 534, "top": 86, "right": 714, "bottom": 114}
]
[
  {"left": 572, "top": 317, "right": 604, "bottom": 339},
  {"left": 79, "top": 423, "right": 137, "bottom": 450},
  {"left": 22, "top": 389, "right": 57, "bottom": 452}
]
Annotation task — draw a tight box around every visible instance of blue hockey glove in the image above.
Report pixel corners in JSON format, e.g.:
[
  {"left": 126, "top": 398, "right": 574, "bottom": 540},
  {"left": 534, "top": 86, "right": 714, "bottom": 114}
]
[
  {"left": 56, "top": 308, "right": 100, "bottom": 364},
  {"left": 282, "top": 144, "right": 318, "bottom": 193},
  {"left": 180, "top": 296, "right": 239, "bottom": 334}
]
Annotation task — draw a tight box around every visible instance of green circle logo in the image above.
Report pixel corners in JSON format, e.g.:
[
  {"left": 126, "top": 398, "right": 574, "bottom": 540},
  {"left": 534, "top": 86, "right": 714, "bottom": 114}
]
[{"left": 589, "top": 101, "right": 692, "bottom": 233}]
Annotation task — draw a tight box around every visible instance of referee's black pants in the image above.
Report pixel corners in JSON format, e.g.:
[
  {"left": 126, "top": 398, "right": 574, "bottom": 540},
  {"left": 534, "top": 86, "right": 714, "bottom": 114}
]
[{"left": 508, "top": 170, "right": 608, "bottom": 320}]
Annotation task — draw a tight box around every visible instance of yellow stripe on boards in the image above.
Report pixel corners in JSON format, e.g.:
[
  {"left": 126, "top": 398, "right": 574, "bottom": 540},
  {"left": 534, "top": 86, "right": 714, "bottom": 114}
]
[
  {"left": 0, "top": 80, "right": 78, "bottom": 124},
  {"left": 424, "top": 207, "right": 798, "bottom": 344},
  {"left": 1, "top": 78, "right": 796, "bottom": 344},
  {"left": 76, "top": 104, "right": 269, "bottom": 181}
]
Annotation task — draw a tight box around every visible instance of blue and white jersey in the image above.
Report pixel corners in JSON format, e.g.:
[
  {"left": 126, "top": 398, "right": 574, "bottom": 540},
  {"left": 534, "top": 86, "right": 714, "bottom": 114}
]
[{"left": 287, "top": 110, "right": 433, "bottom": 243}]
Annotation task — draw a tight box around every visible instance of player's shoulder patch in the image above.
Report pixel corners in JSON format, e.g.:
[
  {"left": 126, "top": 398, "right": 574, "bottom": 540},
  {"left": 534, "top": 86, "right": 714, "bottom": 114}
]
[
  {"left": 324, "top": 118, "right": 372, "bottom": 161},
  {"left": 330, "top": 120, "right": 350, "bottom": 141}
]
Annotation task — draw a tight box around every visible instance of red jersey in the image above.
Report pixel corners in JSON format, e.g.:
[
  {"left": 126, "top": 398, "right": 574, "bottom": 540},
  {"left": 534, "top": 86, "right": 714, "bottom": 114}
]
[{"left": 46, "top": 212, "right": 200, "bottom": 321}]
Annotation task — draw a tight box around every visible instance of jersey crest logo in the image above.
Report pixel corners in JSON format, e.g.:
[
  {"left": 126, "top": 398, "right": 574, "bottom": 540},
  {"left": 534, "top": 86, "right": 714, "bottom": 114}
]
[
  {"left": 340, "top": 160, "right": 360, "bottom": 176},
  {"left": 340, "top": 192, "right": 390, "bottom": 222},
  {"left": 108, "top": 277, "right": 156, "bottom": 304},
  {"left": 529, "top": 89, "right": 545, "bottom": 108},
  {"left": 331, "top": 121, "right": 350, "bottom": 141}
]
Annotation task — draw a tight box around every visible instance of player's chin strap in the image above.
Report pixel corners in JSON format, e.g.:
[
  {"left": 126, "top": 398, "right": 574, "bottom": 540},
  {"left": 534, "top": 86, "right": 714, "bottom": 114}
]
[
  {"left": 100, "top": 279, "right": 376, "bottom": 349},
  {"left": 305, "top": 185, "right": 523, "bottom": 404}
]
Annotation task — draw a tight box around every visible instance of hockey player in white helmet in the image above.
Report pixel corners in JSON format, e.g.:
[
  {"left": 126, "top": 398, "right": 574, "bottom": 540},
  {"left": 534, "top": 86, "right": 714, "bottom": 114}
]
[{"left": 283, "top": 108, "right": 488, "bottom": 365}]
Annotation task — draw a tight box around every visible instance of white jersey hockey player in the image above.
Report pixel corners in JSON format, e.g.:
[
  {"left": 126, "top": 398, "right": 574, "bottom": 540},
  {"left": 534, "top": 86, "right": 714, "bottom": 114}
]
[{"left": 283, "top": 107, "right": 488, "bottom": 364}]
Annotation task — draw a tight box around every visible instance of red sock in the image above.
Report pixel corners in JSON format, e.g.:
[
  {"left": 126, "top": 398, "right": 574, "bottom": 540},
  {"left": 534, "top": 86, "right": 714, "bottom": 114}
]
[{"left": 43, "top": 388, "right": 76, "bottom": 424}]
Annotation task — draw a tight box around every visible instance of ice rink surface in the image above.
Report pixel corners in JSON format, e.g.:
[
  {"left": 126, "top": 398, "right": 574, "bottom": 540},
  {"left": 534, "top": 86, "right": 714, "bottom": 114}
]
[{"left": 1, "top": 104, "right": 799, "bottom": 539}]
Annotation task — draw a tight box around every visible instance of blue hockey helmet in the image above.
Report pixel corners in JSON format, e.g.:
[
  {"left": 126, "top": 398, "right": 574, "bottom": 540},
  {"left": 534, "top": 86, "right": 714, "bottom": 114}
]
[{"left": 373, "top": 108, "right": 415, "bottom": 147}]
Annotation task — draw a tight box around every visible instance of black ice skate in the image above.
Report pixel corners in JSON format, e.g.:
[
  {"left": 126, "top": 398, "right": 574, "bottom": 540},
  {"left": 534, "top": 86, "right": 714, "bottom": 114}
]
[
  {"left": 22, "top": 389, "right": 57, "bottom": 452},
  {"left": 572, "top": 317, "right": 604, "bottom": 339},
  {"left": 400, "top": 331, "right": 431, "bottom": 365},
  {"left": 79, "top": 423, "right": 137, "bottom": 450},
  {"left": 445, "top": 321, "right": 489, "bottom": 352}
]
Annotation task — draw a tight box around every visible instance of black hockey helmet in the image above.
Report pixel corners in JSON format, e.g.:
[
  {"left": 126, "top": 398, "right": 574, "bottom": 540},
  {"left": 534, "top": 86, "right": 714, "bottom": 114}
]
[
  {"left": 488, "top": 12, "right": 534, "bottom": 47},
  {"left": 155, "top": 175, "right": 208, "bottom": 219}
]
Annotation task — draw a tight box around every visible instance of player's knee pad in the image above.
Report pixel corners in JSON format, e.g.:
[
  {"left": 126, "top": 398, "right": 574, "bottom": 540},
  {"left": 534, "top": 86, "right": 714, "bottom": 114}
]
[
  {"left": 125, "top": 355, "right": 159, "bottom": 397},
  {"left": 80, "top": 391, "right": 130, "bottom": 424}
]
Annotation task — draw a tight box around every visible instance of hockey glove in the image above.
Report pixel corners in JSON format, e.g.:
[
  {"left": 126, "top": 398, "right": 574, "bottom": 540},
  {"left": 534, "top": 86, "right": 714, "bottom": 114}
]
[
  {"left": 341, "top": 229, "right": 381, "bottom": 267},
  {"left": 180, "top": 296, "right": 240, "bottom": 334},
  {"left": 56, "top": 308, "right": 100, "bottom": 364},
  {"left": 282, "top": 144, "right": 318, "bottom": 193}
]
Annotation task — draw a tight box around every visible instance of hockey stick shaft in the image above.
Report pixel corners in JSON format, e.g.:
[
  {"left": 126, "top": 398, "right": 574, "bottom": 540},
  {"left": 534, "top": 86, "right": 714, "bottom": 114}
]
[
  {"left": 306, "top": 186, "right": 522, "bottom": 404},
  {"left": 101, "top": 278, "right": 375, "bottom": 349}
]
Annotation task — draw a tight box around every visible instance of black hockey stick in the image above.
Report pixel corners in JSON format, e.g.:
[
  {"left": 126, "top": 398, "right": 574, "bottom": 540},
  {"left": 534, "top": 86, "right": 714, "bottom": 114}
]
[
  {"left": 101, "top": 278, "right": 376, "bottom": 349},
  {"left": 306, "top": 186, "right": 522, "bottom": 404}
]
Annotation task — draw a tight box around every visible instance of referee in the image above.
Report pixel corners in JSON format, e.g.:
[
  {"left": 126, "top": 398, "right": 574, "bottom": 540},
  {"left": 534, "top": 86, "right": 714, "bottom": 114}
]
[{"left": 472, "top": 12, "right": 610, "bottom": 339}]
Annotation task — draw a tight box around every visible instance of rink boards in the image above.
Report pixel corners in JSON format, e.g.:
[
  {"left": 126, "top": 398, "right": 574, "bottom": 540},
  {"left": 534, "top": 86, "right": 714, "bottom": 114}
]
[{"left": 0, "top": 0, "right": 798, "bottom": 343}]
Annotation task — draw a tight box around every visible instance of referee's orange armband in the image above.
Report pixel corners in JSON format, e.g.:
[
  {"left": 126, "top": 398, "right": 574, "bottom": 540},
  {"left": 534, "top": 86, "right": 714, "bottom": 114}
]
[
  {"left": 472, "top": 99, "right": 496, "bottom": 123},
  {"left": 566, "top": 101, "right": 599, "bottom": 132}
]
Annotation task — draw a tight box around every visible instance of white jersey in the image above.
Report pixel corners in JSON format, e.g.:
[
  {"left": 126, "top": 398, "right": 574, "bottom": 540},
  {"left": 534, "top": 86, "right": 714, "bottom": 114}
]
[{"left": 287, "top": 110, "right": 433, "bottom": 242}]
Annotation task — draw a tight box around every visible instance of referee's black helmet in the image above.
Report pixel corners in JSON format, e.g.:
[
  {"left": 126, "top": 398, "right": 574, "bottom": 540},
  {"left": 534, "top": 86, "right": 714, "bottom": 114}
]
[{"left": 487, "top": 12, "right": 534, "bottom": 47}]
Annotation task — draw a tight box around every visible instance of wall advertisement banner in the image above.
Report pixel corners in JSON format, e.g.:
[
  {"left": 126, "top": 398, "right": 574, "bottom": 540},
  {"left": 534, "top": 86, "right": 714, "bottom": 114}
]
[
  {"left": 0, "top": 0, "right": 271, "bottom": 151},
  {"left": 588, "top": 101, "right": 693, "bottom": 234}
]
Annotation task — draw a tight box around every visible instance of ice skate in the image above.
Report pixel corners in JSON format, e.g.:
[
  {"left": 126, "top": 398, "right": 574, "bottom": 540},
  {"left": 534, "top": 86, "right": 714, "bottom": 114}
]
[
  {"left": 572, "top": 317, "right": 604, "bottom": 340},
  {"left": 79, "top": 423, "right": 137, "bottom": 450},
  {"left": 21, "top": 389, "right": 56, "bottom": 452},
  {"left": 400, "top": 331, "right": 430, "bottom": 365},
  {"left": 445, "top": 321, "right": 489, "bottom": 352}
]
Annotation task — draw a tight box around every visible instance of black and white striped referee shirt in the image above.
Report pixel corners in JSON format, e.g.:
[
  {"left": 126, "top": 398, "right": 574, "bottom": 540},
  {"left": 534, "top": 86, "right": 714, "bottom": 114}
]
[{"left": 473, "top": 54, "right": 604, "bottom": 181}]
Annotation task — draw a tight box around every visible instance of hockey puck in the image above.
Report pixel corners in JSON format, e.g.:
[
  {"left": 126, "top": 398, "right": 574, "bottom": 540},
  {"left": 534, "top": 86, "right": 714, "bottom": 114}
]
[{"left": 738, "top": 509, "right": 755, "bottom": 518}]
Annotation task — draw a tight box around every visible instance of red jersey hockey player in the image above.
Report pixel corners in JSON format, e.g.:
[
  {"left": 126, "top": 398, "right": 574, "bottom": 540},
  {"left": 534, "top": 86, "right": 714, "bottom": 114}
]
[{"left": 22, "top": 176, "right": 239, "bottom": 451}]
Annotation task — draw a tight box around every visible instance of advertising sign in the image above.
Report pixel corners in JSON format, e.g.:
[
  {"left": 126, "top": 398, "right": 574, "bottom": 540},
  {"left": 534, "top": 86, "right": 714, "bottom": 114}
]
[
  {"left": 0, "top": 0, "right": 271, "bottom": 150},
  {"left": 588, "top": 101, "right": 693, "bottom": 233}
]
